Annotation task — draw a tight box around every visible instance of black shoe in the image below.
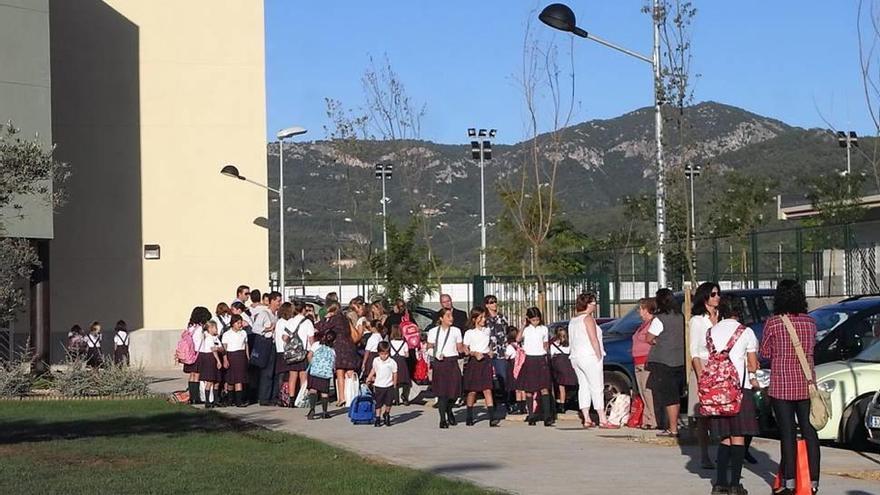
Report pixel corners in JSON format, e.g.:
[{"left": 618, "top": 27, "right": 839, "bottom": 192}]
[
  {"left": 307, "top": 409, "right": 316, "bottom": 420},
  {"left": 465, "top": 407, "right": 475, "bottom": 426},
  {"left": 727, "top": 484, "right": 748, "bottom": 495},
  {"left": 556, "top": 402, "right": 565, "bottom": 414},
  {"left": 384, "top": 413, "right": 391, "bottom": 427},
  {"left": 542, "top": 395, "right": 555, "bottom": 426},
  {"left": 710, "top": 485, "right": 728, "bottom": 495},
  {"left": 321, "top": 412, "right": 331, "bottom": 419},
  {"left": 446, "top": 407, "right": 457, "bottom": 426},
  {"left": 374, "top": 418, "right": 382, "bottom": 427},
  {"left": 439, "top": 420, "right": 449, "bottom": 429},
  {"left": 488, "top": 406, "right": 501, "bottom": 427}
]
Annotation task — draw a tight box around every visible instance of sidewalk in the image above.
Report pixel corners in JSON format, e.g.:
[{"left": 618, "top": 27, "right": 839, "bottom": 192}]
[{"left": 149, "top": 370, "right": 880, "bottom": 495}]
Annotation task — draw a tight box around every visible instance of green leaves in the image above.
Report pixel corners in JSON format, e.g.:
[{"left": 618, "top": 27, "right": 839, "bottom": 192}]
[{"left": 369, "top": 217, "right": 436, "bottom": 306}]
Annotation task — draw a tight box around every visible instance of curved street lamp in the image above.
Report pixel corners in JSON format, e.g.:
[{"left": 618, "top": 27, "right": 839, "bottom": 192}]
[{"left": 275, "top": 125, "right": 307, "bottom": 296}]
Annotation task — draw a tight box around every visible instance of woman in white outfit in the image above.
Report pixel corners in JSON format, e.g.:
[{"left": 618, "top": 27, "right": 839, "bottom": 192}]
[{"left": 569, "top": 292, "right": 614, "bottom": 429}]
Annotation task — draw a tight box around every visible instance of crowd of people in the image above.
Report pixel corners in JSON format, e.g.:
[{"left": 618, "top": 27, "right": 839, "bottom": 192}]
[
  {"left": 177, "top": 279, "right": 821, "bottom": 495},
  {"left": 67, "top": 320, "right": 131, "bottom": 366}
]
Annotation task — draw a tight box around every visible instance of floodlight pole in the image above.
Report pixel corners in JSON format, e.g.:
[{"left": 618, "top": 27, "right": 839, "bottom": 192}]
[{"left": 479, "top": 140, "right": 487, "bottom": 276}]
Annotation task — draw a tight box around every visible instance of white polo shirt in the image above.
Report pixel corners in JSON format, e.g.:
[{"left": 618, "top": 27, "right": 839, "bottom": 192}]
[
  {"left": 222, "top": 329, "right": 248, "bottom": 352},
  {"left": 427, "top": 326, "right": 462, "bottom": 359},
  {"left": 372, "top": 356, "right": 398, "bottom": 388},
  {"left": 521, "top": 324, "right": 549, "bottom": 356},
  {"left": 463, "top": 327, "right": 491, "bottom": 354},
  {"left": 365, "top": 332, "right": 383, "bottom": 353}
]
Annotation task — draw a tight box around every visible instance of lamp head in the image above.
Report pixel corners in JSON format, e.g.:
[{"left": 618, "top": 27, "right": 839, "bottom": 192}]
[
  {"left": 539, "top": 3, "right": 588, "bottom": 37},
  {"left": 276, "top": 126, "right": 307, "bottom": 140},
  {"left": 221, "top": 164, "right": 243, "bottom": 180}
]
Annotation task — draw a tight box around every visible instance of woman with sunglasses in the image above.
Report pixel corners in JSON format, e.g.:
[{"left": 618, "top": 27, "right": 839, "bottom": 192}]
[{"left": 690, "top": 282, "right": 722, "bottom": 469}]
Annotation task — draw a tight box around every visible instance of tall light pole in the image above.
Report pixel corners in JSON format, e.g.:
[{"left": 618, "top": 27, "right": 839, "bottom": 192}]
[
  {"left": 276, "top": 126, "right": 307, "bottom": 298},
  {"left": 539, "top": 2, "right": 667, "bottom": 288},
  {"left": 469, "top": 127, "right": 496, "bottom": 276},
  {"left": 375, "top": 163, "right": 393, "bottom": 253},
  {"left": 837, "top": 130, "right": 858, "bottom": 184},
  {"left": 684, "top": 163, "right": 701, "bottom": 264}
]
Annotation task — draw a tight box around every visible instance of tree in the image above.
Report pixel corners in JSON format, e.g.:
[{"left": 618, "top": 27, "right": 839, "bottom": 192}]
[
  {"left": 857, "top": 0, "right": 880, "bottom": 192},
  {"left": 0, "top": 123, "right": 68, "bottom": 326},
  {"left": 369, "top": 218, "right": 435, "bottom": 306}
]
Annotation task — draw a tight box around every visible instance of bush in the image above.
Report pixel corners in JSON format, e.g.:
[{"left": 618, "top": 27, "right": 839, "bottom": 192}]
[
  {"left": 53, "top": 356, "right": 150, "bottom": 397},
  {"left": 0, "top": 353, "right": 35, "bottom": 397}
]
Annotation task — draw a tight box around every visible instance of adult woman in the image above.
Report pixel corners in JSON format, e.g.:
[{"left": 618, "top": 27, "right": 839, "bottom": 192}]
[
  {"left": 369, "top": 300, "right": 388, "bottom": 325},
  {"left": 690, "top": 282, "right": 721, "bottom": 469},
  {"left": 646, "top": 288, "right": 685, "bottom": 437},
  {"left": 484, "top": 295, "right": 511, "bottom": 408},
  {"left": 276, "top": 300, "right": 315, "bottom": 408},
  {"left": 631, "top": 297, "right": 658, "bottom": 430},
  {"left": 183, "top": 306, "right": 212, "bottom": 404},
  {"left": 462, "top": 307, "right": 500, "bottom": 427},
  {"left": 760, "top": 280, "right": 820, "bottom": 495},
  {"left": 327, "top": 301, "right": 359, "bottom": 406},
  {"left": 703, "top": 296, "right": 760, "bottom": 495},
  {"left": 569, "top": 293, "right": 612, "bottom": 428},
  {"left": 427, "top": 307, "right": 464, "bottom": 429}
]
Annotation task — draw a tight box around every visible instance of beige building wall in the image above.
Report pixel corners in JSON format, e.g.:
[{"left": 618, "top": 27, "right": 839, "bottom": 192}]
[{"left": 50, "top": 0, "right": 268, "bottom": 368}]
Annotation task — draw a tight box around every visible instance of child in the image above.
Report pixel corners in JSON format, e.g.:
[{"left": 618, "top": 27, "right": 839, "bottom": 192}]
[
  {"left": 360, "top": 319, "right": 384, "bottom": 382},
  {"left": 550, "top": 327, "right": 577, "bottom": 414},
  {"left": 67, "top": 324, "right": 86, "bottom": 360},
  {"left": 462, "top": 307, "right": 500, "bottom": 427},
  {"left": 388, "top": 323, "right": 412, "bottom": 406},
  {"left": 222, "top": 314, "right": 250, "bottom": 407},
  {"left": 517, "top": 307, "right": 553, "bottom": 426},
  {"left": 113, "top": 320, "right": 130, "bottom": 366},
  {"left": 504, "top": 326, "right": 526, "bottom": 414},
  {"left": 306, "top": 330, "right": 337, "bottom": 420},
  {"left": 367, "top": 341, "right": 398, "bottom": 427},
  {"left": 85, "top": 321, "right": 104, "bottom": 368},
  {"left": 197, "top": 320, "right": 224, "bottom": 408}
]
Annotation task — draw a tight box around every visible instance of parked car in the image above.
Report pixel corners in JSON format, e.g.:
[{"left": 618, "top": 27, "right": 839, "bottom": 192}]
[
  {"left": 811, "top": 295, "right": 880, "bottom": 364},
  {"left": 866, "top": 389, "right": 880, "bottom": 445},
  {"left": 814, "top": 339, "right": 880, "bottom": 448}
]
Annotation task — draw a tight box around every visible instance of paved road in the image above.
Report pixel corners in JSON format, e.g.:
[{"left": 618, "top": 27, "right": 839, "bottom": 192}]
[{"left": 149, "top": 371, "right": 880, "bottom": 495}]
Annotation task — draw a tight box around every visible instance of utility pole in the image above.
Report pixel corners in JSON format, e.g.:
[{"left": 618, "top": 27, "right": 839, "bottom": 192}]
[{"left": 468, "top": 128, "right": 496, "bottom": 276}]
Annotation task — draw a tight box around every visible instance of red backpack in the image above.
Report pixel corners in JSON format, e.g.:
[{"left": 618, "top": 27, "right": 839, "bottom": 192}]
[
  {"left": 175, "top": 327, "right": 198, "bottom": 365},
  {"left": 698, "top": 324, "right": 747, "bottom": 417},
  {"left": 401, "top": 312, "right": 421, "bottom": 350},
  {"left": 413, "top": 350, "right": 429, "bottom": 384}
]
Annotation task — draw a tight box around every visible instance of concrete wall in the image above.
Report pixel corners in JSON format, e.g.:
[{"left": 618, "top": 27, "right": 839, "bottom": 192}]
[{"left": 49, "top": 0, "right": 269, "bottom": 368}]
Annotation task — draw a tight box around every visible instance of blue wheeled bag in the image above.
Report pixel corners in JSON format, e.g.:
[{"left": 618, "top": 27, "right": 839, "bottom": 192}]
[{"left": 348, "top": 391, "right": 376, "bottom": 425}]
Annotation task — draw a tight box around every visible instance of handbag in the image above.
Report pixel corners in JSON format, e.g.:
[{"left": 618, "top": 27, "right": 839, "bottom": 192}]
[
  {"left": 249, "top": 334, "right": 274, "bottom": 369},
  {"left": 283, "top": 318, "right": 308, "bottom": 364},
  {"left": 294, "top": 383, "right": 310, "bottom": 408},
  {"left": 780, "top": 315, "right": 831, "bottom": 430},
  {"left": 343, "top": 375, "right": 360, "bottom": 407}
]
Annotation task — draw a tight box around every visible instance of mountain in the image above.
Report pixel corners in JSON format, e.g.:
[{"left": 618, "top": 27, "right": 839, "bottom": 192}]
[{"left": 266, "top": 101, "right": 878, "bottom": 278}]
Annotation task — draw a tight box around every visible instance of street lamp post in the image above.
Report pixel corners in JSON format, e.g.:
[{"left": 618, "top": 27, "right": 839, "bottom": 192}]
[
  {"left": 468, "top": 127, "right": 496, "bottom": 276},
  {"left": 276, "top": 126, "right": 307, "bottom": 297},
  {"left": 684, "top": 164, "right": 701, "bottom": 238},
  {"left": 837, "top": 130, "right": 859, "bottom": 183},
  {"left": 539, "top": 2, "right": 667, "bottom": 288},
  {"left": 375, "top": 163, "right": 393, "bottom": 253}
]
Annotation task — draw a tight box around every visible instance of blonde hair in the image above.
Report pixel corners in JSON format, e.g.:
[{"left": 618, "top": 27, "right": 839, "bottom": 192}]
[{"left": 205, "top": 320, "right": 218, "bottom": 333}]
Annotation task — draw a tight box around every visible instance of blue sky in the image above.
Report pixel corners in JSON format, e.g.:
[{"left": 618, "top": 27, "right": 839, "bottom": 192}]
[{"left": 266, "top": 1, "right": 871, "bottom": 145}]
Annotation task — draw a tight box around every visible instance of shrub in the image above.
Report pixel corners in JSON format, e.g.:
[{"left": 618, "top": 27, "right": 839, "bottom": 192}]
[
  {"left": 53, "top": 356, "right": 150, "bottom": 397},
  {"left": 0, "top": 352, "right": 35, "bottom": 397}
]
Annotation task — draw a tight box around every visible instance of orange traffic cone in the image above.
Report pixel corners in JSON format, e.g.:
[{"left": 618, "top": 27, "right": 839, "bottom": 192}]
[{"left": 772, "top": 438, "right": 812, "bottom": 494}]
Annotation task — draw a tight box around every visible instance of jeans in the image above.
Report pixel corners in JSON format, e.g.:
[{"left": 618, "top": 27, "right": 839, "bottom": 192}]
[
  {"left": 258, "top": 351, "right": 277, "bottom": 403},
  {"left": 493, "top": 358, "right": 509, "bottom": 402},
  {"left": 772, "top": 398, "right": 820, "bottom": 484},
  {"left": 571, "top": 354, "right": 604, "bottom": 414}
]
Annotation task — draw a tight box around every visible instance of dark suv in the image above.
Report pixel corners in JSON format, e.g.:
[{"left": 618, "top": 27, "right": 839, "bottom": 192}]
[{"left": 812, "top": 295, "right": 880, "bottom": 364}]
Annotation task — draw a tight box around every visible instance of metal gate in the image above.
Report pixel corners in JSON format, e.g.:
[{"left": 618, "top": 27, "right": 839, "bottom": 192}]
[{"left": 848, "top": 244, "right": 880, "bottom": 295}]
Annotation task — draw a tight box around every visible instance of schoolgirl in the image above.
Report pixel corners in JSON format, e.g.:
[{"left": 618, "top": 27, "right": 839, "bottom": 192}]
[
  {"left": 221, "top": 314, "right": 249, "bottom": 407},
  {"left": 85, "top": 321, "right": 104, "bottom": 368},
  {"left": 184, "top": 306, "right": 212, "bottom": 404},
  {"left": 550, "top": 326, "right": 577, "bottom": 414},
  {"left": 427, "top": 307, "right": 464, "bottom": 429},
  {"left": 213, "top": 302, "right": 232, "bottom": 336},
  {"left": 113, "top": 320, "right": 130, "bottom": 366},
  {"left": 388, "top": 323, "right": 412, "bottom": 406},
  {"left": 197, "top": 320, "right": 224, "bottom": 408},
  {"left": 367, "top": 341, "right": 398, "bottom": 427},
  {"left": 504, "top": 326, "right": 527, "bottom": 415},
  {"left": 276, "top": 301, "right": 314, "bottom": 407},
  {"left": 306, "top": 330, "right": 337, "bottom": 420},
  {"left": 68, "top": 324, "right": 86, "bottom": 359},
  {"left": 361, "top": 319, "right": 385, "bottom": 382},
  {"left": 462, "top": 307, "right": 500, "bottom": 427},
  {"left": 517, "top": 307, "right": 554, "bottom": 426}
]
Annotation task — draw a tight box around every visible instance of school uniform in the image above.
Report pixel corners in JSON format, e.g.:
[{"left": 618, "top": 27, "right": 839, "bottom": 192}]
[
  {"left": 197, "top": 332, "right": 223, "bottom": 382},
  {"left": 371, "top": 355, "right": 398, "bottom": 408},
  {"left": 462, "top": 327, "right": 494, "bottom": 392},
  {"left": 275, "top": 315, "right": 313, "bottom": 374},
  {"left": 183, "top": 325, "right": 202, "bottom": 373},
  {"left": 361, "top": 332, "right": 383, "bottom": 380},
  {"left": 389, "top": 339, "right": 411, "bottom": 385},
  {"left": 307, "top": 342, "right": 335, "bottom": 394},
  {"left": 427, "top": 325, "right": 463, "bottom": 399},
  {"left": 85, "top": 332, "right": 103, "bottom": 367},
  {"left": 504, "top": 343, "right": 521, "bottom": 393},
  {"left": 518, "top": 324, "right": 551, "bottom": 392},
  {"left": 113, "top": 331, "right": 130, "bottom": 365},
  {"left": 703, "top": 319, "right": 760, "bottom": 438},
  {"left": 222, "top": 329, "right": 249, "bottom": 384},
  {"left": 549, "top": 342, "right": 577, "bottom": 386}
]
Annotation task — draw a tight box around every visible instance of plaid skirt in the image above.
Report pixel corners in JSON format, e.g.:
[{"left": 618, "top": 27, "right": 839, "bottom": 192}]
[
  {"left": 463, "top": 356, "right": 494, "bottom": 392},
  {"left": 198, "top": 352, "right": 221, "bottom": 382},
  {"left": 431, "top": 357, "right": 462, "bottom": 398},
  {"left": 225, "top": 350, "right": 249, "bottom": 384},
  {"left": 506, "top": 359, "right": 520, "bottom": 392},
  {"left": 708, "top": 389, "right": 760, "bottom": 438},
  {"left": 393, "top": 356, "right": 411, "bottom": 385},
  {"left": 551, "top": 354, "right": 578, "bottom": 386},
  {"left": 275, "top": 352, "right": 307, "bottom": 374},
  {"left": 307, "top": 375, "right": 331, "bottom": 394},
  {"left": 518, "top": 355, "right": 552, "bottom": 392}
]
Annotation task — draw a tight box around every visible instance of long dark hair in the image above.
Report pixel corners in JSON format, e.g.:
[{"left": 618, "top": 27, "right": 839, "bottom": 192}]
[
  {"left": 773, "top": 279, "right": 808, "bottom": 315},
  {"left": 468, "top": 306, "right": 486, "bottom": 330},
  {"left": 717, "top": 295, "right": 744, "bottom": 321},
  {"left": 654, "top": 288, "right": 680, "bottom": 315},
  {"left": 525, "top": 306, "right": 544, "bottom": 326},
  {"left": 692, "top": 282, "right": 720, "bottom": 316},
  {"left": 188, "top": 306, "right": 211, "bottom": 327}
]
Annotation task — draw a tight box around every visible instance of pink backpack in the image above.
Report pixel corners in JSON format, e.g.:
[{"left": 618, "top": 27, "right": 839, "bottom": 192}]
[
  {"left": 511, "top": 343, "right": 526, "bottom": 379},
  {"left": 175, "top": 327, "right": 198, "bottom": 365},
  {"left": 698, "top": 325, "right": 746, "bottom": 417},
  {"left": 401, "top": 312, "right": 421, "bottom": 350}
]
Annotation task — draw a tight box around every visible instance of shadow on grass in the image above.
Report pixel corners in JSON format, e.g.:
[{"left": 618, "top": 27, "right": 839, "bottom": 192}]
[{"left": 0, "top": 410, "right": 286, "bottom": 445}]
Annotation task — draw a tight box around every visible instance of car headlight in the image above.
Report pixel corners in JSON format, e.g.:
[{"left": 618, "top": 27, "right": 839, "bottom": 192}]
[
  {"left": 817, "top": 380, "right": 836, "bottom": 393},
  {"left": 755, "top": 369, "right": 771, "bottom": 389}
]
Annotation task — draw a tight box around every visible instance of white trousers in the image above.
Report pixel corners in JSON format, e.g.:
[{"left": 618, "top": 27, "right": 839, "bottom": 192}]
[{"left": 571, "top": 354, "right": 604, "bottom": 414}]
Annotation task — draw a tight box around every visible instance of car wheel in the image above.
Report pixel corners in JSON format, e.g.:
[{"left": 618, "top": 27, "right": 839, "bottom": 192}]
[
  {"left": 604, "top": 370, "right": 631, "bottom": 404},
  {"left": 843, "top": 396, "right": 872, "bottom": 450}
]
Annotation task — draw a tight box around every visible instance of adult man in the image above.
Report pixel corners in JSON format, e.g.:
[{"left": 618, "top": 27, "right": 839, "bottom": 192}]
[
  {"left": 232, "top": 285, "right": 250, "bottom": 307},
  {"left": 439, "top": 293, "right": 468, "bottom": 331},
  {"left": 484, "top": 295, "right": 511, "bottom": 408},
  {"left": 249, "top": 289, "right": 262, "bottom": 310},
  {"left": 318, "top": 291, "right": 339, "bottom": 319},
  {"left": 252, "top": 291, "right": 281, "bottom": 406}
]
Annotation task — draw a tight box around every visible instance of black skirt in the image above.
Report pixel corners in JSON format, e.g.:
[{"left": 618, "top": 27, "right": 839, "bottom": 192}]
[
  {"left": 518, "top": 355, "right": 552, "bottom": 392},
  {"left": 646, "top": 362, "right": 685, "bottom": 408},
  {"left": 275, "top": 352, "right": 307, "bottom": 374},
  {"left": 431, "top": 357, "right": 462, "bottom": 398},
  {"left": 113, "top": 346, "right": 129, "bottom": 365},
  {"left": 86, "top": 347, "right": 103, "bottom": 367},
  {"left": 374, "top": 386, "right": 394, "bottom": 408},
  {"left": 506, "top": 360, "right": 520, "bottom": 392},
  {"left": 708, "top": 389, "right": 760, "bottom": 438},
  {"left": 183, "top": 361, "right": 198, "bottom": 373},
  {"left": 307, "top": 375, "right": 331, "bottom": 394},
  {"left": 361, "top": 351, "right": 377, "bottom": 380},
  {"left": 198, "top": 352, "right": 221, "bottom": 382},
  {"left": 225, "top": 350, "right": 249, "bottom": 384},
  {"left": 463, "top": 356, "right": 494, "bottom": 392},
  {"left": 551, "top": 354, "right": 578, "bottom": 386},
  {"left": 393, "top": 356, "right": 411, "bottom": 385}
]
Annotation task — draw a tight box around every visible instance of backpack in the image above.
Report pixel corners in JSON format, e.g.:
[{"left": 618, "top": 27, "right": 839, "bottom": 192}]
[
  {"left": 511, "top": 344, "right": 526, "bottom": 379},
  {"left": 309, "top": 345, "right": 335, "bottom": 379},
  {"left": 606, "top": 393, "right": 631, "bottom": 426},
  {"left": 278, "top": 382, "right": 291, "bottom": 407},
  {"left": 348, "top": 391, "right": 376, "bottom": 425},
  {"left": 283, "top": 318, "right": 307, "bottom": 364},
  {"left": 401, "top": 312, "right": 421, "bottom": 350},
  {"left": 698, "top": 324, "right": 747, "bottom": 417},
  {"left": 175, "top": 328, "right": 198, "bottom": 365},
  {"left": 413, "top": 350, "right": 429, "bottom": 384}
]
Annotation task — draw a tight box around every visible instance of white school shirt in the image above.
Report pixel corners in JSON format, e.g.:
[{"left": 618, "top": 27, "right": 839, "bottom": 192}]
[
  {"left": 505, "top": 343, "right": 518, "bottom": 360},
  {"left": 689, "top": 314, "right": 713, "bottom": 362},
  {"left": 389, "top": 339, "right": 409, "bottom": 358},
  {"left": 85, "top": 332, "right": 102, "bottom": 348},
  {"left": 463, "top": 327, "right": 491, "bottom": 354},
  {"left": 198, "top": 332, "right": 222, "bottom": 353},
  {"left": 222, "top": 329, "right": 248, "bottom": 352},
  {"left": 274, "top": 318, "right": 290, "bottom": 352},
  {"left": 372, "top": 356, "right": 398, "bottom": 388},
  {"left": 550, "top": 342, "right": 570, "bottom": 357},
  {"left": 114, "top": 331, "right": 129, "bottom": 347},
  {"left": 190, "top": 324, "right": 205, "bottom": 350},
  {"left": 521, "top": 324, "right": 549, "bottom": 356},
  {"left": 704, "top": 318, "right": 759, "bottom": 390},
  {"left": 365, "top": 332, "right": 383, "bottom": 353},
  {"left": 427, "top": 325, "right": 462, "bottom": 358}
]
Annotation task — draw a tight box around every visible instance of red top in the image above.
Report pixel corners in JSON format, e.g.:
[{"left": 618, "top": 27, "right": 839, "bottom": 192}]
[
  {"left": 631, "top": 319, "right": 653, "bottom": 365},
  {"left": 760, "top": 314, "right": 817, "bottom": 401}
]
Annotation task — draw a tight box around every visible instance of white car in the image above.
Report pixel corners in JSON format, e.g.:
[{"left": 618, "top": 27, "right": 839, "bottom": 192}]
[{"left": 814, "top": 339, "right": 880, "bottom": 447}]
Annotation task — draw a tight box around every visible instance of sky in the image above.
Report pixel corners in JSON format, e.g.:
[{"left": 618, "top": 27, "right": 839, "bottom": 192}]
[{"left": 265, "top": 1, "right": 874, "bottom": 145}]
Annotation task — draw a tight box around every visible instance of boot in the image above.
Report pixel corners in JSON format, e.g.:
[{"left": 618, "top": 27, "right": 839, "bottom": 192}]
[
  {"left": 215, "top": 389, "right": 226, "bottom": 408},
  {"left": 466, "top": 407, "right": 475, "bottom": 426},
  {"left": 384, "top": 412, "right": 391, "bottom": 427},
  {"left": 446, "top": 401, "right": 457, "bottom": 426},
  {"left": 556, "top": 401, "right": 566, "bottom": 415},
  {"left": 526, "top": 396, "right": 537, "bottom": 426},
  {"left": 438, "top": 397, "right": 449, "bottom": 429},
  {"left": 489, "top": 404, "right": 501, "bottom": 427},
  {"left": 307, "top": 393, "right": 317, "bottom": 420},
  {"left": 188, "top": 382, "right": 200, "bottom": 404},
  {"left": 402, "top": 385, "right": 411, "bottom": 406},
  {"left": 236, "top": 390, "right": 247, "bottom": 407},
  {"left": 517, "top": 400, "right": 526, "bottom": 415},
  {"left": 204, "top": 389, "right": 214, "bottom": 409},
  {"left": 320, "top": 396, "right": 331, "bottom": 419},
  {"left": 374, "top": 416, "right": 382, "bottom": 427},
  {"left": 542, "top": 395, "right": 555, "bottom": 426}
]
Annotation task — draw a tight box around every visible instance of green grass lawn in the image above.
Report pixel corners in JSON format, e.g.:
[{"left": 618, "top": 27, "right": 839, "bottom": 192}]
[{"left": 0, "top": 399, "right": 496, "bottom": 495}]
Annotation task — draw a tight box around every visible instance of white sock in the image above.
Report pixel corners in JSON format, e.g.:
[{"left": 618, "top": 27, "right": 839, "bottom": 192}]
[
  {"left": 207, "top": 387, "right": 214, "bottom": 403},
  {"left": 199, "top": 381, "right": 207, "bottom": 402}
]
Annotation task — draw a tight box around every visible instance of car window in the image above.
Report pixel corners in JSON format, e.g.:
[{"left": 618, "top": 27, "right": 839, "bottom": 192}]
[
  {"left": 853, "top": 338, "right": 880, "bottom": 363},
  {"left": 411, "top": 311, "right": 434, "bottom": 331},
  {"left": 756, "top": 296, "right": 773, "bottom": 322},
  {"left": 737, "top": 296, "right": 758, "bottom": 326},
  {"left": 854, "top": 310, "right": 880, "bottom": 350},
  {"left": 810, "top": 307, "right": 860, "bottom": 341},
  {"left": 605, "top": 307, "right": 643, "bottom": 336}
]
